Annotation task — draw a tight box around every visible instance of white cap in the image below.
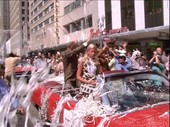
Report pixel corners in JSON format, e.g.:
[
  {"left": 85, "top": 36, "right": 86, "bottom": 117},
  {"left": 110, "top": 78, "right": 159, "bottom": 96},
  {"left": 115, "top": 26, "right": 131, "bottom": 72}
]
[
  {"left": 57, "top": 51, "right": 61, "bottom": 55},
  {"left": 119, "top": 53, "right": 126, "bottom": 57},
  {"left": 115, "top": 49, "right": 126, "bottom": 54}
]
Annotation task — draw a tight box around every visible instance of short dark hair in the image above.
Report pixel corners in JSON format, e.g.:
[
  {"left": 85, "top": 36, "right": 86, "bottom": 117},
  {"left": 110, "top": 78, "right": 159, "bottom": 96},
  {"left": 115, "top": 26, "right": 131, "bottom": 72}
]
[
  {"left": 8, "top": 52, "right": 16, "bottom": 57},
  {"left": 108, "top": 52, "right": 114, "bottom": 57},
  {"left": 118, "top": 56, "right": 126, "bottom": 60}
]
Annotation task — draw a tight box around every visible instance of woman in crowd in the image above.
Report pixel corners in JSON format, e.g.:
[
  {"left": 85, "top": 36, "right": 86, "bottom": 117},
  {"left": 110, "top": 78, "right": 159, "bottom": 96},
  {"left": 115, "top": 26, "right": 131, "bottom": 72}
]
[
  {"left": 149, "top": 51, "right": 164, "bottom": 73},
  {"left": 77, "top": 44, "right": 102, "bottom": 95}
]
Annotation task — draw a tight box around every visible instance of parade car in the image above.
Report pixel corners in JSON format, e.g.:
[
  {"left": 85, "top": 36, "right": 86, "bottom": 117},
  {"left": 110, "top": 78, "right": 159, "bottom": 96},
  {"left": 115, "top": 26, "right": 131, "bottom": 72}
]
[
  {"left": 31, "top": 70, "right": 169, "bottom": 127},
  {"left": 15, "top": 61, "right": 35, "bottom": 80}
]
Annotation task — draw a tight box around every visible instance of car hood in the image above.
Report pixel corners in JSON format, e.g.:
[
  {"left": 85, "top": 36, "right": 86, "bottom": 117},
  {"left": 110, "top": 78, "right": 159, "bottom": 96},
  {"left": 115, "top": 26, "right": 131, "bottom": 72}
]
[
  {"left": 15, "top": 66, "right": 35, "bottom": 73},
  {"left": 102, "top": 103, "right": 169, "bottom": 127}
]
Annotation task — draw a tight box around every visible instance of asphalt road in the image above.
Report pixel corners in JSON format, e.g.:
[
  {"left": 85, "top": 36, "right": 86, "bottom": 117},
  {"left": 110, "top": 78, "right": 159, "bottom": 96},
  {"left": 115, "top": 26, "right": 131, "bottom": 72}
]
[{"left": 15, "top": 103, "right": 39, "bottom": 127}]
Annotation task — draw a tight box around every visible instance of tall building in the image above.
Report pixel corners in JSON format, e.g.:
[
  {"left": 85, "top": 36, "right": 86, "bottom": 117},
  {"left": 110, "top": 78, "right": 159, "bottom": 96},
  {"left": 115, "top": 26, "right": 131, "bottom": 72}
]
[
  {"left": 9, "top": 0, "right": 29, "bottom": 55},
  {"left": 3, "top": 0, "right": 10, "bottom": 30},
  {"left": 29, "top": 0, "right": 59, "bottom": 51},
  {"left": 58, "top": 0, "right": 169, "bottom": 54},
  {"left": 0, "top": 1, "right": 4, "bottom": 45},
  {"left": 59, "top": 0, "right": 105, "bottom": 45},
  {"left": 0, "top": 0, "right": 10, "bottom": 59}
]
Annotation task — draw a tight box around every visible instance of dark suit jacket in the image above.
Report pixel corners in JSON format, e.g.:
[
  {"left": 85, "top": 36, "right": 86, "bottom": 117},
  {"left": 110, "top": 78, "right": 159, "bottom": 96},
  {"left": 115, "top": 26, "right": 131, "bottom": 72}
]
[{"left": 62, "top": 44, "right": 85, "bottom": 86}]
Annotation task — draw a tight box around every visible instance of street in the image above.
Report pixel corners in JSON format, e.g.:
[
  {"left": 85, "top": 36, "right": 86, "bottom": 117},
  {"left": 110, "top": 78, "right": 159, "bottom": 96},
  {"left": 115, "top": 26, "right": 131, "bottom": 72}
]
[{"left": 15, "top": 103, "right": 38, "bottom": 127}]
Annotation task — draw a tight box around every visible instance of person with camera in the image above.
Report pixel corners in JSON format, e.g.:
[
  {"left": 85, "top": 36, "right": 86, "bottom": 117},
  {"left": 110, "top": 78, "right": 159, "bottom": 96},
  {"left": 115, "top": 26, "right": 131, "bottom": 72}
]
[{"left": 149, "top": 50, "right": 164, "bottom": 73}]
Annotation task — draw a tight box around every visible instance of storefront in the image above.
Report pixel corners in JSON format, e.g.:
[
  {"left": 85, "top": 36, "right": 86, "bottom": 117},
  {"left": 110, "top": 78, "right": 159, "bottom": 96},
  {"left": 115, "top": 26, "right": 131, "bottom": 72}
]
[{"left": 107, "top": 25, "right": 169, "bottom": 59}]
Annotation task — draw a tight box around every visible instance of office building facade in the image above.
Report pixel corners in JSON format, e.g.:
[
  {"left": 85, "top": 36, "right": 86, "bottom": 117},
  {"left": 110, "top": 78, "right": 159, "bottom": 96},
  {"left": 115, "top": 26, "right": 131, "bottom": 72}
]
[
  {"left": 9, "top": 0, "right": 29, "bottom": 55},
  {"left": 58, "top": 0, "right": 169, "bottom": 54},
  {"left": 0, "top": 0, "right": 10, "bottom": 58},
  {"left": 0, "top": 1, "right": 4, "bottom": 45},
  {"left": 29, "top": 0, "right": 59, "bottom": 51}
]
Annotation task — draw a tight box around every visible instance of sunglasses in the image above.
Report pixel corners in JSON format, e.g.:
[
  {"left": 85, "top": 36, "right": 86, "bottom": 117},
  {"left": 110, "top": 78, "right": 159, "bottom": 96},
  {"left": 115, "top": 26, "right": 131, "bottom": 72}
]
[{"left": 118, "top": 57, "right": 125, "bottom": 59}]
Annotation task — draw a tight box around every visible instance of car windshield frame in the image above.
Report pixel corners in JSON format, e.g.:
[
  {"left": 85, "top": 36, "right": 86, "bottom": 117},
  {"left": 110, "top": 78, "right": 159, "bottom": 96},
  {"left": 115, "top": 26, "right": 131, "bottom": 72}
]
[{"left": 101, "top": 70, "right": 169, "bottom": 113}]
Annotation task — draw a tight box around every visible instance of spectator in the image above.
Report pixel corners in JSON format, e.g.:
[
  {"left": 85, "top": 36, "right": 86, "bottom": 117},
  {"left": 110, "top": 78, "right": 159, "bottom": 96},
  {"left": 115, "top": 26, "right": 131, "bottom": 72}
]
[
  {"left": 165, "top": 54, "right": 169, "bottom": 78},
  {"left": 47, "top": 52, "right": 52, "bottom": 64},
  {"left": 115, "top": 54, "right": 132, "bottom": 71},
  {"left": 33, "top": 54, "right": 47, "bottom": 69},
  {"left": 78, "top": 53, "right": 84, "bottom": 64},
  {"left": 127, "top": 52, "right": 132, "bottom": 58},
  {"left": 96, "top": 38, "right": 110, "bottom": 72},
  {"left": 4, "top": 53, "right": 21, "bottom": 85},
  {"left": 55, "top": 55, "right": 64, "bottom": 75},
  {"left": 108, "top": 52, "right": 116, "bottom": 71},
  {"left": 149, "top": 51, "right": 164, "bottom": 87},
  {"left": 156, "top": 47, "right": 166, "bottom": 64},
  {"left": 149, "top": 51, "right": 164, "bottom": 73},
  {"left": 51, "top": 54, "right": 57, "bottom": 74}
]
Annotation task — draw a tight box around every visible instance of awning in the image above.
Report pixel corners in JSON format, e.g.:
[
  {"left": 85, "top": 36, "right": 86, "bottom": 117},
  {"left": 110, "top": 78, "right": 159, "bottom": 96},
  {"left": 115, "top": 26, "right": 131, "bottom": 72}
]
[
  {"left": 30, "top": 25, "right": 169, "bottom": 53},
  {"left": 107, "top": 25, "right": 169, "bottom": 41}
]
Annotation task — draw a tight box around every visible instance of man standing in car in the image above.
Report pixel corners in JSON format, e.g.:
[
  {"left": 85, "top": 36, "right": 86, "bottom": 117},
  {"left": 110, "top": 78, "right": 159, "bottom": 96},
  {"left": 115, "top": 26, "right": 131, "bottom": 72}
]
[{"left": 62, "top": 34, "right": 93, "bottom": 89}]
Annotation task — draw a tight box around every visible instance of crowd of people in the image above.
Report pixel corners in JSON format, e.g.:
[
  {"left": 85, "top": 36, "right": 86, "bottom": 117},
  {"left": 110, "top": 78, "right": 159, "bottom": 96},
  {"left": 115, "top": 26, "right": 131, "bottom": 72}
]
[
  {"left": 3, "top": 33, "right": 167, "bottom": 95},
  {"left": 3, "top": 33, "right": 169, "bottom": 88}
]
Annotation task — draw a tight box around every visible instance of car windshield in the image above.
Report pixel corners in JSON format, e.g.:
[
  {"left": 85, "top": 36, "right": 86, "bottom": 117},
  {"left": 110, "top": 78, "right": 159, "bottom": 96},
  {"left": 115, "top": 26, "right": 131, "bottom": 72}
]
[{"left": 102, "top": 72, "right": 169, "bottom": 112}]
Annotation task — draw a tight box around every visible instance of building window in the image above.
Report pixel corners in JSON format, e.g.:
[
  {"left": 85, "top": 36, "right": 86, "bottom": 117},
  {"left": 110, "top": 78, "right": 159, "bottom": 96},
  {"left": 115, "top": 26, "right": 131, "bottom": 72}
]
[
  {"left": 22, "top": 9, "right": 25, "bottom": 14},
  {"left": 43, "top": 0, "right": 48, "bottom": 3},
  {"left": 38, "top": 2, "right": 43, "bottom": 9},
  {"left": 22, "top": 17, "right": 25, "bottom": 21},
  {"left": 64, "top": 25, "right": 70, "bottom": 33},
  {"left": 86, "top": 15, "right": 92, "bottom": 28},
  {"left": 72, "top": 21, "right": 81, "bottom": 32},
  {"left": 44, "top": 7, "right": 49, "bottom": 14},
  {"left": 51, "top": 16, "right": 54, "bottom": 22},
  {"left": 34, "top": 7, "right": 37, "bottom": 14},
  {"left": 121, "top": 0, "right": 135, "bottom": 31},
  {"left": 51, "top": 3, "right": 54, "bottom": 10},
  {"left": 64, "top": 5, "right": 70, "bottom": 14},
  {"left": 39, "top": 23, "right": 43, "bottom": 29},
  {"left": 34, "top": 16, "right": 37, "bottom": 22},
  {"left": 145, "top": 0, "right": 163, "bottom": 14},
  {"left": 44, "top": 19, "right": 49, "bottom": 25},
  {"left": 144, "top": 0, "right": 163, "bottom": 28},
  {"left": 35, "top": 26, "right": 38, "bottom": 31},
  {"left": 64, "top": 0, "right": 84, "bottom": 14},
  {"left": 70, "top": 0, "right": 81, "bottom": 11},
  {"left": 39, "top": 12, "right": 43, "bottom": 19},
  {"left": 105, "top": 0, "right": 112, "bottom": 30},
  {"left": 34, "top": 0, "right": 37, "bottom": 4},
  {"left": 31, "top": 3, "right": 34, "bottom": 7},
  {"left": 63, "top": 15, "right": 93, "bottom": 34},
  {"left": 22, "top": 2, "right": 25, "bottom": 6}
]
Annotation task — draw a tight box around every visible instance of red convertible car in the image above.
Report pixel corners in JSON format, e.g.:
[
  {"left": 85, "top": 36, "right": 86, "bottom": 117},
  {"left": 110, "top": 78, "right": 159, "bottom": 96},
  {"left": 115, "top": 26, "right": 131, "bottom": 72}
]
[
  {"left": 15, "top": 61, "right": 36, "bottom": 80},
  {"left": 31, "top": 70, "right": 169, "bottom": 127}
]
